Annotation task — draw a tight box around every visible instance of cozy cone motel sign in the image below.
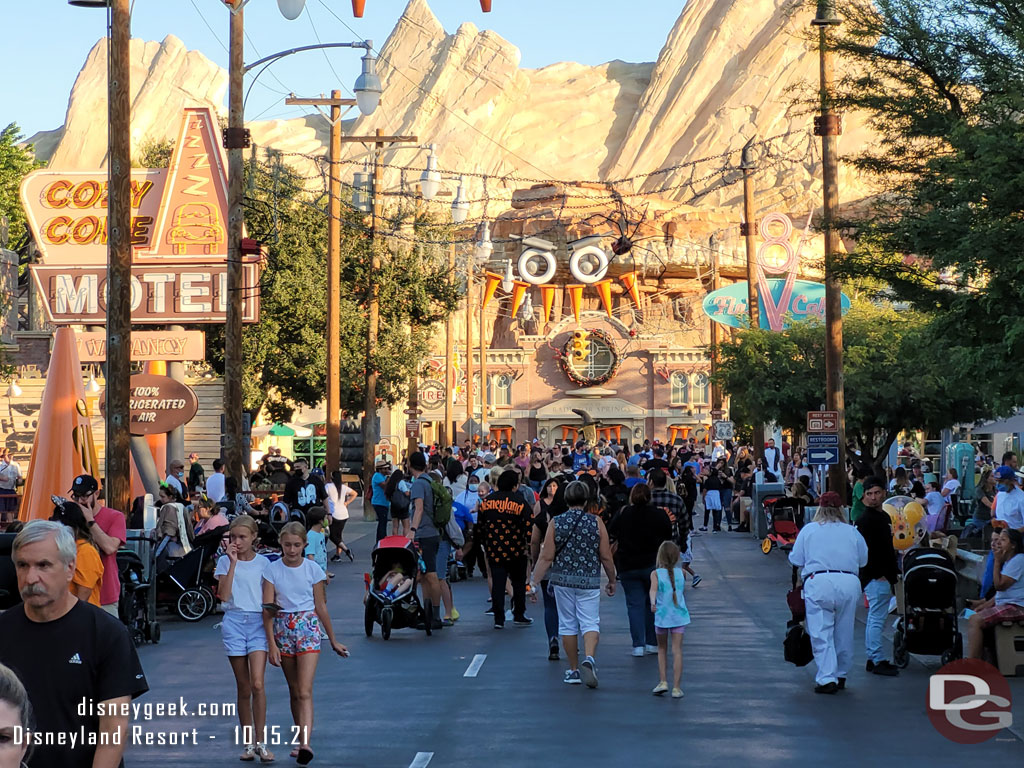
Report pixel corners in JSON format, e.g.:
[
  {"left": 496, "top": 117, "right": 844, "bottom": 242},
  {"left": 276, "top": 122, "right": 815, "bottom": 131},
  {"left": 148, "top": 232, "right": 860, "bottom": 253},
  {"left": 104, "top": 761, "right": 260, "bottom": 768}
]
[{"left": 20, "top": 107, "right": 261, "bottom": 325}]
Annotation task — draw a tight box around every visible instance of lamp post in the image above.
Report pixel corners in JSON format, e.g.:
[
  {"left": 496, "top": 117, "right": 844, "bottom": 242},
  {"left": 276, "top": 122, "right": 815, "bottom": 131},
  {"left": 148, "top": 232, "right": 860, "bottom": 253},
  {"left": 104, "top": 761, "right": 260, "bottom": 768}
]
[
  {"left": 68, "top": 0, "right": 132, "bottom": 513},
  {"left": 812, "top": 0, "right": 847, "bottom": 499}
]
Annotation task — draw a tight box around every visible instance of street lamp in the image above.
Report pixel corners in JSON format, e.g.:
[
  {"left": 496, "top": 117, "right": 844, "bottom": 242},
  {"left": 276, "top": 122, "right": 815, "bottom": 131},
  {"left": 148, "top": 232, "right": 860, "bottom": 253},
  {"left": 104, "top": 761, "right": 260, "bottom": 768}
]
[
  {"left": 451, "top": 176, "right": 470, "bottom": 224},
  {"left": 420, "top": 145, "right": 441, "bottom": 200},
  {"left": 474, "top": 221, "right": 493, "bottom": 262},
  {"left": 277, "top": 0, "right": 306, "bottom": 20},
  {"left": 354, "top": 44, "right": 383, "bottom": 116}
]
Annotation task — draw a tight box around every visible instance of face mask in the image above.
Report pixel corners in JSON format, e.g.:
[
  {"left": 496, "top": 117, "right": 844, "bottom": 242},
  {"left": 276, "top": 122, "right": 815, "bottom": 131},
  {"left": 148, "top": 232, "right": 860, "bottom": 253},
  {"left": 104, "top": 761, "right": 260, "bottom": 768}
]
[
  {"left": 997, "top": 482, "right": 1010, "bottom": 492},
  {"left": 177, "top": 471, "right": 184, "bottom": 478}
]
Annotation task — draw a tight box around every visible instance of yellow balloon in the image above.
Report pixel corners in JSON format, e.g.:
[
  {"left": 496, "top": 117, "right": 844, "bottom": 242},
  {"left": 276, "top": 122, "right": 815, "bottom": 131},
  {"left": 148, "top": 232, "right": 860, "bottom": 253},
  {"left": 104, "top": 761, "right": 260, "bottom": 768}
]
[{"left": 887, "top": 500, "right": 924, "bottom": 551}]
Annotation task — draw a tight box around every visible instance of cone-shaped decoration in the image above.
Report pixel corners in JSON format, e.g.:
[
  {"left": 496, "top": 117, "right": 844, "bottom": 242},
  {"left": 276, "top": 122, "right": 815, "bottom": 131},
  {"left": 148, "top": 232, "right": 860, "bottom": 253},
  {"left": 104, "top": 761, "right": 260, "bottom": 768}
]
[
  {"left": 540, "top": 285, "right": 556, "bottom": 323},
  {"left": 621, "top": 272, "right": 642, "bottom": 307},
  {"left": 510, "top": 281, "right": 529, "bottom": 317},
  {"left": 480, "top": 0, "right": 492, "bottom": 10},
  {"left": 352, "top": 0, "right": 366, "bottom": 17},
  {"left": 20, "top": 328, "right": 100, "bottom": 521},
  {"left": 482, "top": 272, "right": 502, "bottom": 310},
  {"left": 566, "top": 284, "right": 584, "bottom": 324},
  {"left": 594, "top": 279, "right": 614, "bottom": 317}
]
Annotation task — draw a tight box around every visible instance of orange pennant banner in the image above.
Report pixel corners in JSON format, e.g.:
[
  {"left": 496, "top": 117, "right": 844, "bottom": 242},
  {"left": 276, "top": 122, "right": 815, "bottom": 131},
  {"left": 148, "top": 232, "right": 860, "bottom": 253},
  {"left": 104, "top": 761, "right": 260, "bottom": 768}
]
[
  {"left": 482, "top": 272, "right": 502, "bottom": 310},
  {"left": 540, "top": 285, "right": 556, "bottom": 323},
  {"left": 594, "top": 279, "right": 614, "bottom": 317},
  {"left": 566, "top": 284, "right": 584, "bottom": 324},
  {"left": 510, "top": 281, "right": 529, "bottom": 317},
  {"left": 621, "top": 271, "right": 642, "bottom": 307}
]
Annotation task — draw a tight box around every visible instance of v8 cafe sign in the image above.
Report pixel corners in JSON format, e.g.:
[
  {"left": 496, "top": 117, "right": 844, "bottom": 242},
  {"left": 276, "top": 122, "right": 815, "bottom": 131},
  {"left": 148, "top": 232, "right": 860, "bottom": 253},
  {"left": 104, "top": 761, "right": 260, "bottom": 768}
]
[{"left": 20, "top": 107, "right": 261, "bottom": 325}]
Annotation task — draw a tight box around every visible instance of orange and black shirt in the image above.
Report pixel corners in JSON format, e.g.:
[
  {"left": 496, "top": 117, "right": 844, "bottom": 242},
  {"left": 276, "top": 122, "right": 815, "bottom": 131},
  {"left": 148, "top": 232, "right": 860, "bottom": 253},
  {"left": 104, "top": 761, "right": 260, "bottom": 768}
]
[{"left": 477, "top": 491, "right": 531, "bottom": 564}]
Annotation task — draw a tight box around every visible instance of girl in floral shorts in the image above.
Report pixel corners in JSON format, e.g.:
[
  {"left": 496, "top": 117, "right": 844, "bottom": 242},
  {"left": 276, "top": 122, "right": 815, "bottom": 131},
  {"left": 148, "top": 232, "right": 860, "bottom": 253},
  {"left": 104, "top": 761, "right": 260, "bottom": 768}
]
[{"left": 262, "top": 522, "right": 348, "bottom": 765}]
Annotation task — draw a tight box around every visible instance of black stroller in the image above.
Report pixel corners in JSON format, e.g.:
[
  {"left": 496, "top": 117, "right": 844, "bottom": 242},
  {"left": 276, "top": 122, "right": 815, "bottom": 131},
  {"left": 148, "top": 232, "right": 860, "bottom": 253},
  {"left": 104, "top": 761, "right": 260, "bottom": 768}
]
[
  {"left": 157, "top": 525, "right": 228, "bottom": 621},
  {"left": 363, "top": 536, "right": 432, "bottom": 639},
  {"left": 117, "top": 546, "right": 160, "bottom": 645},
  {"left": 893, "top": 547, "right": 962, "bottom": 667}
]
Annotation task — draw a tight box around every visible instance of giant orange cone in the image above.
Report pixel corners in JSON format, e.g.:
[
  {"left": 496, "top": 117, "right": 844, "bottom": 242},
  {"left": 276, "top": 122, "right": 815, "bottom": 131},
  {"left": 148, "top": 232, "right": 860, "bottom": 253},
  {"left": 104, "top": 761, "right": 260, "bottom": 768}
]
[
  {"left": 482, "top": 272, "right": 502, "bottom": 310},
  {"left": 540, "top": 285, "right": 556, "bottom": 323},
  {"left": 566, "top": 284, "right": 584, "bottom": 323},
  {"left": 20, "top": 328, "right": 100, "bottom": 521},
  {"left": 621, "top": 272, "right": 642, "bottom": 307},
  {"left": 594, "top": 279, "right": 614, "bottom": 317},
  {"left": 510, "top": 281, "right": 529, "bottom": 317}
]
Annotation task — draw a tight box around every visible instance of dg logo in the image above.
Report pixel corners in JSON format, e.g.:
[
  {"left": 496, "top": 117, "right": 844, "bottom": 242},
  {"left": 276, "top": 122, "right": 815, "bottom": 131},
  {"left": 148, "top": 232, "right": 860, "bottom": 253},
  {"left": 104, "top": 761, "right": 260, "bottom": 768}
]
[{"left": 927, "top": 658, "right": 1013, "bottom": 743}]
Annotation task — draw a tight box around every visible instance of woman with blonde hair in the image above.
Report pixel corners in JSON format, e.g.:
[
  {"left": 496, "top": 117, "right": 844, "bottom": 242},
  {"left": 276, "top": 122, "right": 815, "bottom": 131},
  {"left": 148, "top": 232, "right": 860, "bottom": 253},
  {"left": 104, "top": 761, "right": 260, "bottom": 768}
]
[{"left": 787, "top": 492, "right": 867, "bottom": 694}]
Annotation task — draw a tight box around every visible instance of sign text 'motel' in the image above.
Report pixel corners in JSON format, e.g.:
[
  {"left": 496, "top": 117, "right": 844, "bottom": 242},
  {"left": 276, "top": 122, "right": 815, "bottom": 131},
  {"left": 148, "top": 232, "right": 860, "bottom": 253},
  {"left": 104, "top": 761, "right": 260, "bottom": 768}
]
[{"left": 20, "top": 107, "right": 261, "bottom": 326}]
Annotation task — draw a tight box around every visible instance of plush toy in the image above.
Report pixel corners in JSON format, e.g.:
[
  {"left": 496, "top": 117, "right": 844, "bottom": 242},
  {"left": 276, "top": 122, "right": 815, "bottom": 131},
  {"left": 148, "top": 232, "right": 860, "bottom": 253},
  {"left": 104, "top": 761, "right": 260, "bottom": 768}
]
[{"left": 884, "top": 496, "right": 925, "bottom": 551}]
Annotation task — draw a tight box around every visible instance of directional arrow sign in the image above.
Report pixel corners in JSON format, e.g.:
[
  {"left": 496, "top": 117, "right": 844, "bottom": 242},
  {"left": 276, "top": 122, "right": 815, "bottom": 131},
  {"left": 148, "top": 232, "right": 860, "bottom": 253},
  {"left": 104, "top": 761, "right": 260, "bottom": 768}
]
[
  {"left": 808, "top": 447, "right": 839, "bottom": 465},
  {"left": 807, "top": 433, "right": 840, "bottom": 448}
]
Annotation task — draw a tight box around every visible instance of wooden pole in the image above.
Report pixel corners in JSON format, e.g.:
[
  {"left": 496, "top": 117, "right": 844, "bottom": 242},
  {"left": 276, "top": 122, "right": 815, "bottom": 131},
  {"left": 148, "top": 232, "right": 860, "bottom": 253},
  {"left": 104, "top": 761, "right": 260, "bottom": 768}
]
[
  {"left": 740, "top": 139, "right": 764, "bottom": 465},
  {"left": 364, "top": 130, "right": 382, "bottom": 501},
  {"left": 105, "top": 0, "right": 132, "bottom": 513},
  {"left": 815, "top": 4, "right": 847, "bottom": 500},
  {"left": 465, "top": 253, "right": 474, "bottom": 446},
  {"left": 223, "top": 4, "right": 245, "bottom": 485},
  {"left": 709, "top": 241, "right": 722, "bottom": 416},
  {"left": 479, "top": 282, "right": 488, "bottom": 447},
  {"left": 326, "top": 91, "right": 343, "bottom": 474}
]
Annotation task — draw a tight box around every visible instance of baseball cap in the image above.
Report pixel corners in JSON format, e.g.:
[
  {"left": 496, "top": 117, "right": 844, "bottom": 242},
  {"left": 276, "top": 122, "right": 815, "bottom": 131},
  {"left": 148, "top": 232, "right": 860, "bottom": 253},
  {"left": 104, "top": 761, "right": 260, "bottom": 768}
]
[
  {"left": 994, "top": 465, "right": 1016, "bottom": 480},
  {"left": 482, "top": 453, "right": 496, "bottom": 464},
  {"left": 70, "top": 474, "right": 99, "bottom": 496}
]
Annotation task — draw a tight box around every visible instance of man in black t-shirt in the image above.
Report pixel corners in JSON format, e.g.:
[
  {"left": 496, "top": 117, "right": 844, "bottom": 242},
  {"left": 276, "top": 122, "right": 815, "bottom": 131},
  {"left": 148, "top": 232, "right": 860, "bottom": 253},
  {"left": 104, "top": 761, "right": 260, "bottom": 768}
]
[
  {"left": 0, "top": 520, "right": 148, "bottom": 768},
  {"left": 284, "top": 458, "right": 327, "bottom": 516}
]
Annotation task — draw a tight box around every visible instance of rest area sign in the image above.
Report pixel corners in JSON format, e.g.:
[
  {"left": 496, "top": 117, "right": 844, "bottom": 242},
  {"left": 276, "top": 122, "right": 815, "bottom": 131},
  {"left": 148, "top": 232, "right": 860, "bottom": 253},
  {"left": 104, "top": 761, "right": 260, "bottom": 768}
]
[{"left": 702, "top": 279, "right": 850, "bottom": 330}]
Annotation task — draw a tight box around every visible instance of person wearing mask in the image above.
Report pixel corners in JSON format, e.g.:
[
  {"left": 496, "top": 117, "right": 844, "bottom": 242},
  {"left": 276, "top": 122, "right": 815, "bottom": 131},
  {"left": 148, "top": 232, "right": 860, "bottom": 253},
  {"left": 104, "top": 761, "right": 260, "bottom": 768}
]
[
  {"left": 608, "top": 483, "right": 672, "bottom": 657},
  {"left": 284, "top": 458, "right": 327, "bottom": 520},
  {"left": 531, "top": 481, "right": 616, "bottom": 689},
  {"left": 854, "top": 477, "right": 900, "bottom": 676},
  {"left": 993, "top": 465, "right": 1024, "bottom": 532},
  {"left": 788, "top": 492, "right": 868, "bottom": 694},
  {"left": 165, "top": 458, "right": 187, "bottom": 495},
  {"left": 962, "top": 469, "right": 996, "bottom": 539}
]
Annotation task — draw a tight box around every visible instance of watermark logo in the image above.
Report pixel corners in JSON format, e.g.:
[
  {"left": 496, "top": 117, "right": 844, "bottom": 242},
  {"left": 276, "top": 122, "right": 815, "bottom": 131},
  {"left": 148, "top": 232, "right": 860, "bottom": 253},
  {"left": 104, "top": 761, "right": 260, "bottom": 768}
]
[{"left": 927, "top": 659, "right": 1013, "bottom": 744}]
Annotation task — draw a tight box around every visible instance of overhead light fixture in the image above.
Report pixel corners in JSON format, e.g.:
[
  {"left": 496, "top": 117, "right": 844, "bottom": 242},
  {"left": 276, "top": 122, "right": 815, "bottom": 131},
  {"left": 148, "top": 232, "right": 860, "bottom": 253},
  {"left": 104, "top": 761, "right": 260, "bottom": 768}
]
[
  {"left": 353, "top": 43, "right": 382, "bottom": 117},
  {"left": 451, "top": 176, "right": 469, "bottom": 224},
  {"left": 419, "top": 144, "right": 441, "bottom": 200},
  {"left": 501, "top": 259, "right": 515, "bottom": 293},
  {"left": 87, "top": 371, "right": 101, "bottom": 394},
  {"left": 277, "top": 0, "right": 306, "bottom": 19},
  {"left": 6, "top": 380, "right": 22, "bottom": 398},
  {"left": 474, "top": 221, "right": 493, "bottom": 262},
  {"left": 67, "top": 0, "right": 109, "bottom": 6}
]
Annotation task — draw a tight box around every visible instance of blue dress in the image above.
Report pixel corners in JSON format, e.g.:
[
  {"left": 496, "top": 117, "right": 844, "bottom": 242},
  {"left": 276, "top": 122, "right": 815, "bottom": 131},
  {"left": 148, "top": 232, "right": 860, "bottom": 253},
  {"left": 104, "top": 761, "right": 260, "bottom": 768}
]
[{"left": 654, "top": 567, "right": 691, "bottom": 629}]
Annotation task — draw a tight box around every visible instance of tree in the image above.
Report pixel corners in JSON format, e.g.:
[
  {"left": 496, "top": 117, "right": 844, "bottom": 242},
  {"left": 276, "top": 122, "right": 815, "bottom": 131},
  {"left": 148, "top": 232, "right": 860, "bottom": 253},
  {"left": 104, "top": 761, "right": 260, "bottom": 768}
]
[
  {"left": 0, "top": 123, "right": 43, "bottom": 250},
  {"left": 712, "top": 297, "right": 1001, "bottom": 472},
  {"left": 823, "top": 0, "right": 1024, "bottom": 407}
]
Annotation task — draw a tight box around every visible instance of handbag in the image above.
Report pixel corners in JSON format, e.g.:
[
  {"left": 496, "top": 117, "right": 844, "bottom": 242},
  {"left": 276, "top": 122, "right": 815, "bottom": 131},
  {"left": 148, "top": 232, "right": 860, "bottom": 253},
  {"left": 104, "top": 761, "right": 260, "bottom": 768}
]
[
  {"left": 783, "top": 621, "right": 814, "bottom": 666},
  {"left": 786, "top": 566, "right": 806, "bottom": 622},
  {"left": 444, "top": 516, "right": 465, "bottom": 548}
]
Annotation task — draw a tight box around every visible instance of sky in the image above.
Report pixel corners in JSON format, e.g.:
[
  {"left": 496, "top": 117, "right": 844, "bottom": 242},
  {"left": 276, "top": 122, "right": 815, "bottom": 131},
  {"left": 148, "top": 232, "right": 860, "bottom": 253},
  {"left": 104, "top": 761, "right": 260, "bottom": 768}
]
[{"left": 5, "top": 1, "right": 686, "bottom": 139}]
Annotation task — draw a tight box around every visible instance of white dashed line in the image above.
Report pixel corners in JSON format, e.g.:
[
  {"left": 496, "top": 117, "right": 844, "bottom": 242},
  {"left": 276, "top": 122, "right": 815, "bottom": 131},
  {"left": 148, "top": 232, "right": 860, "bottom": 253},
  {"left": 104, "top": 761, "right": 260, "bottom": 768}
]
[
  {"left": 409, "top": 752, "right": 434, "bottom": 768},
  {"left": 463, "top": 653, "right": 487, "bottom": 678}
]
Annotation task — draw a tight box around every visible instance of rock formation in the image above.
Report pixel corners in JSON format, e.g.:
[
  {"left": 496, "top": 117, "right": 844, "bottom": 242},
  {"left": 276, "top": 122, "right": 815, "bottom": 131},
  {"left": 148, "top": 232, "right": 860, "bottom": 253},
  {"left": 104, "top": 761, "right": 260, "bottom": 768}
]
[{"left": 28, "top": 0, "right": 875, "bottom": 218}]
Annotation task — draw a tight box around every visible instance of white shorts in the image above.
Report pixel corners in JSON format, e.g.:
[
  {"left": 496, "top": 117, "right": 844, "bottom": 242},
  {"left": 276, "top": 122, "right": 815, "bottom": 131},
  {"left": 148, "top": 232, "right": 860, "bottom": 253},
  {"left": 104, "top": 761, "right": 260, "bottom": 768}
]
[{"left": 553, "top": 585, "right": 601, "bottom": 636}]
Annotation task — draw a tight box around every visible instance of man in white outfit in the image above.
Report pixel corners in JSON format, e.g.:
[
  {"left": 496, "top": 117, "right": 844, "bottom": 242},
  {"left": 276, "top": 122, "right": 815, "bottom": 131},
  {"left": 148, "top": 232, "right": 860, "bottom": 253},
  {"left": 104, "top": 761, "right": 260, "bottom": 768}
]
[{"left": 788, "top": 491, "right": 868, "bottom": 694}]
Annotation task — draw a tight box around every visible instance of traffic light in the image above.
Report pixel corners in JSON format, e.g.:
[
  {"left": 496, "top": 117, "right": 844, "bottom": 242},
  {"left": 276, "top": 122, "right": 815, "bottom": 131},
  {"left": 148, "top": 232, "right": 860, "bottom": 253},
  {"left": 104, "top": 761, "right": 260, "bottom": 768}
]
[{"left": 571, "top": 330, "right": 591, "bottom": 362}]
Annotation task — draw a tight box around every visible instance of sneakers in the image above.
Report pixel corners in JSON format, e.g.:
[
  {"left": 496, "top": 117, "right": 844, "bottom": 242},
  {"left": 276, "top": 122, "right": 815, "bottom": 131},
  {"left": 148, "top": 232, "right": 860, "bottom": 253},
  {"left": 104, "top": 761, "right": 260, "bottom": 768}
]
[
  {"left": 691, "top": 574, "right": 703, "bottom": 587},
  {"left": 712, "top": 527, "right": 721, "bottom": 533},
  {"left": 698, "top": 526, "right": 708, "bottom": 532},
  {"left": 564, "top": 669, "right": 582, "bottom": 685},
  {"left": 645, "top": 644, "right": 659, "bottom": 655},
  {"left": 548, "top": 638, "right": 560, "bottom": 661},
  {"left": 580, "top": 656, "right": 598, "bottom": 688},
  {"left": 255, "top": 743, "right": 275, "bottom": 763},
  {"left": 632, "top": 646, "right": 645, "bottom": 657},
  {"left": 513, "top": 616, "right": 533, "bottom": 626},
  {"left": 871, "top": 660, "right": 900, "bottom": 677},
  {"left": 493, "top": 622, "right": 504, "bottom": 630},
  {"left": 652, "top": 681, "right": 668, "bottom": 696},
  {"left": 671, "top": 687, "right": 684, "bottom": 699},
  {"left": 345, "top": 548, "right": 355, "bottom": 562}
]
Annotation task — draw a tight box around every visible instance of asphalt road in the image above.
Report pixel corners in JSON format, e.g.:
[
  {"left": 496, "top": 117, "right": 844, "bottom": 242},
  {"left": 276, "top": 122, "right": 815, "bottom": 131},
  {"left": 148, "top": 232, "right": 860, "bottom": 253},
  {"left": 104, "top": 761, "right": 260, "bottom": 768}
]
[{"left": 122, "top": 510, "right": 1023, "bottom": 767}]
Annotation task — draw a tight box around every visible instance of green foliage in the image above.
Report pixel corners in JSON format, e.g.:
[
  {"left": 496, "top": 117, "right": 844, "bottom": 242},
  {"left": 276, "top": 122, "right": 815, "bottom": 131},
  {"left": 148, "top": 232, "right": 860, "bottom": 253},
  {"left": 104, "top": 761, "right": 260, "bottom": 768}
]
[
  {"left": 712, "top": 297, "right": 1003, "bottom": 470},
  {"left": 825, "top": 0, "right": 1024, "bottom": 405},
  {"left": 134, "top": 138, "right": 174, "bottom": 169},
  {"left": 0, "top": 123, "right": 43, "bottom": 250},
  {"left": 209, "top": 155, "right": 459, "bottom": 421}
]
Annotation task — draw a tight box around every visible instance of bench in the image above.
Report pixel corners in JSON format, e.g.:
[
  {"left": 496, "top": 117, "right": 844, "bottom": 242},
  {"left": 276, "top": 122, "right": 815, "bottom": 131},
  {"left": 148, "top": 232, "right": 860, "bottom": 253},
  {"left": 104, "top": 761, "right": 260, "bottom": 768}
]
[{"left": 994, "top": 620, "right": 1024, "bottom": 677}]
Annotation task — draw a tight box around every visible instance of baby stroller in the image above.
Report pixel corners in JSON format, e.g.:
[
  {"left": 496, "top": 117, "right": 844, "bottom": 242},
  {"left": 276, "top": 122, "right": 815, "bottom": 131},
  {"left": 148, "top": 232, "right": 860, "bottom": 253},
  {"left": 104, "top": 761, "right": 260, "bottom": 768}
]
[
  {"left": 117, "top": 547, "right": 160, "bottom": 645},
  {"left": 761, "top": 497, "right": 805, "bottom": 555},
  {"left": 363, "top": 536, "right": 432, "bottom": 639},
  {"left": 893, "top": 547, "right": 961, "bottom": 667},
  {"left": 157, "top": 525, "right": 228, "bottom": 622}
]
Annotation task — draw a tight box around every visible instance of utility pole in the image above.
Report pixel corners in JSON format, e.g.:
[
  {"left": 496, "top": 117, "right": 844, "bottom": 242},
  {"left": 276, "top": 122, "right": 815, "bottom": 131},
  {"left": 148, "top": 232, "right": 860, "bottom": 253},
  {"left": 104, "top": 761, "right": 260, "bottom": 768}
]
[
  {"left": 813, "top": 0, "right": 847, "bottom": 500},
  {"left": 223, "top": 3, "right": 246, "bottom": 485},
  {"left": 709, "top": 237, "right": 722, "bottom": 418},
  {"left": 339, "top": 130, "right": 418, "bottom": 498},
  {"left": 285, "top": 93, "right": 357, "bottom": 475},
  {"left": 479, "top": 282, "right": 488, "bottom": 446},
  {"left": 443, "top": 242, "right": 455, "bottom": 446},
  {"left": 106, "top": 0, "right": 132, "bottom": 514},
  {"left": 465, "top": 254, "right": 475, "bottom": 446},
  {"left": 740, "top": 137, "right": 764, "bottom": 465}
]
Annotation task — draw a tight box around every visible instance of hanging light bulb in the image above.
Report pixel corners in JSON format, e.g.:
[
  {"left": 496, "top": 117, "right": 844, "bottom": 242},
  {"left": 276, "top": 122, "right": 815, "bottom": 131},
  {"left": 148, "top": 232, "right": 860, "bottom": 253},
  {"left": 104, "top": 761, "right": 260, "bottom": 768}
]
[
  {"left": 419, "top": 145, "right": 441, "bottom": 200},
  {"left": 353, "top": 43, "right": 382, "bottom": 117},
  {"left": 276, "top": 0, "right": 307, "bottom": 20},
  {"left": 451, "top": 176, "right": 470, "bottom": 224},
  {"left": 501, "top": 259, "right": 515, "bottom": 293},
  {"left": 5, "top": 379, "right": 21, "bottom": 398},
  {"left": 474, "top": 221, "right": 493, "bottom": 263},
  {"left": 87, "top": 371, "right": 101, "bottom": 394},
  {"left": 352, "top": 161, "right": 371, "bottom": 213},
  {"left": 519, "top": 290, "right": 534, "bottom": 321}
]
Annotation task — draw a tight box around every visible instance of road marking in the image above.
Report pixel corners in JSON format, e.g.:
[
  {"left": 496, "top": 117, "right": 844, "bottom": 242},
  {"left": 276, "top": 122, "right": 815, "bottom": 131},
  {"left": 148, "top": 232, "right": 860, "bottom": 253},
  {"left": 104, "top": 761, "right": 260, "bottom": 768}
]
[
  {"left": 463, "top": 654, "right": 487, "bottom": 678},
  {"left": 409, "top": 752, "right": 434, "bottom": 768}
]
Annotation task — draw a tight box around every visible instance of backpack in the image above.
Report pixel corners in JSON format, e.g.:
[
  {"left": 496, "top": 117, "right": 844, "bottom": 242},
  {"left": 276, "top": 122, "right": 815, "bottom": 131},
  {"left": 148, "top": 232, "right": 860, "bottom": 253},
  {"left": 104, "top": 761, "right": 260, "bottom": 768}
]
[
  {"left": 390, "top": 484, "right": 410, "bottom": 511},
  {"left": 425, "top": 477, "right": 453, "bottom": 528}
]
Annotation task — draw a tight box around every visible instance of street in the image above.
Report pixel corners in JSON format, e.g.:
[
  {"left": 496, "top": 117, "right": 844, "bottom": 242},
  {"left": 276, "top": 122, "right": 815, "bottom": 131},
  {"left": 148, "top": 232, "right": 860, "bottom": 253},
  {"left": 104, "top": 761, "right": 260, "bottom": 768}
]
[{"left": 123, "top": 509, "right": 1024, "bottom": 767}]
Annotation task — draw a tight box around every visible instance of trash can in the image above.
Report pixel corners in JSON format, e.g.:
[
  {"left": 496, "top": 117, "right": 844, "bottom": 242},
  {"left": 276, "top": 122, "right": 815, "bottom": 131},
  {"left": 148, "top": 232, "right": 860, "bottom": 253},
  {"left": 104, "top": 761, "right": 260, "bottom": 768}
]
[{"left": 750, "top": 482, "right": 785, "bottom": 538}]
